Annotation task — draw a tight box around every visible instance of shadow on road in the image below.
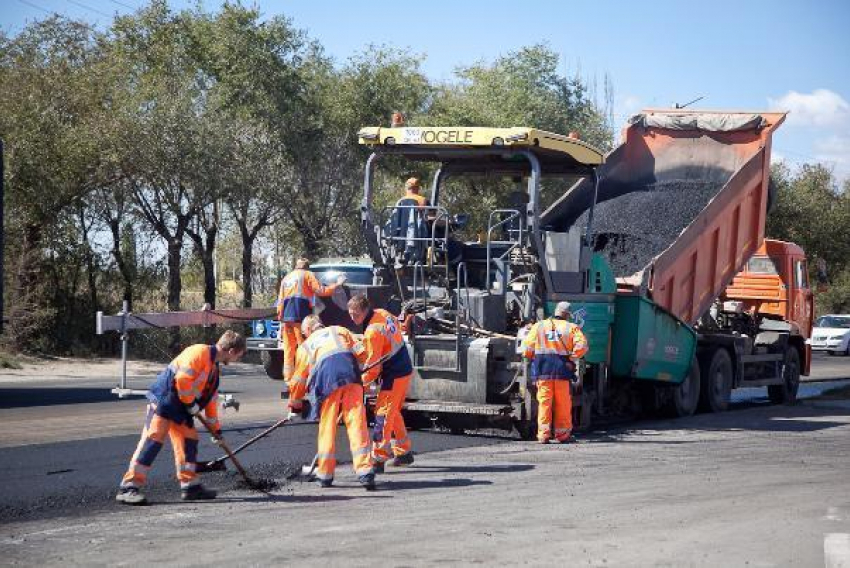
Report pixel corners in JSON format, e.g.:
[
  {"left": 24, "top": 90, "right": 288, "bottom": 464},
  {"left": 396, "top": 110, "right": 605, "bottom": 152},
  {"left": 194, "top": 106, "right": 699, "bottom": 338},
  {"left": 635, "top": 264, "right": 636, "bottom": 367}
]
[
  {"left": 582, "top": 401, "right": 850, "bottom": 444},
  {"left": 378, "top": 478, "right": 493, "bottom": 491},
  {"left": 0, "top": 387, "right": 146, "bottom": 408},
  {"left": 383, "top": 464, "right": 534, "bottom": 475}
]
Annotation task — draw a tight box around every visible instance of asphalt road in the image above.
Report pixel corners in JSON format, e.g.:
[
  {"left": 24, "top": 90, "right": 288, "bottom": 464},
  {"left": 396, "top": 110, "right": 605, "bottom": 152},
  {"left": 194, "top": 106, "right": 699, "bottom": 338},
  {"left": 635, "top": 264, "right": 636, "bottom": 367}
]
[
  {"left": 1, "top": 352, "right": 848, "bottom": 528},
  {"left": 1, "top": 362, "right": 849, "bottom": 566}
]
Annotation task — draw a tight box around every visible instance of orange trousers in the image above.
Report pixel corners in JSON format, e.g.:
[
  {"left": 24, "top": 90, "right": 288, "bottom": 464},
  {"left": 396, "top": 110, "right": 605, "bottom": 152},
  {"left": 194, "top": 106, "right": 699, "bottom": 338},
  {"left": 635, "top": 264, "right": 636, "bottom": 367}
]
[
  {"left": 315, "top": 383, "right": 373, "bottom": 482},
  {"left": 281, "top": 322, "right": 303, "bottom": 381},
  {"left": 372, "top": 375, "right": 412, "bottom": 463},
  {"left": 536, "top": 380, "right": 572, "bottom": 443},
  {"left": 121, "top": 404, "right": 200, "bottom": 489}
]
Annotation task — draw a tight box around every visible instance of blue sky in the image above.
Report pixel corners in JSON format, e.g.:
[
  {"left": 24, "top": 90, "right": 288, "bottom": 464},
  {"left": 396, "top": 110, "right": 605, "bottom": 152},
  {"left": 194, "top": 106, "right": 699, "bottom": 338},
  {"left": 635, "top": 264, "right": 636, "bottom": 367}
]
[{"left": 4, "top": 0, "right": 850, "bottom": 181}]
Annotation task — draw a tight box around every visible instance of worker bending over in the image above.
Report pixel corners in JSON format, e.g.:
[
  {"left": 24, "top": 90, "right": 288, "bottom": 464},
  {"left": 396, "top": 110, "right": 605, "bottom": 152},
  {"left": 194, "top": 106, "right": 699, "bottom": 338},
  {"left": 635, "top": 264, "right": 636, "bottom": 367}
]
[
  {"left": 117, "top": 330, "right": 247, "bottom": 505},
  {"left": 347, "top": 294, "right": 414, "bottom": 472},
  {"left": 288, "top": 315, "right": 376, "bottom": 490},
  {"left": 277, "top": 257, "right": 346, "bottom": 381},
  {"left": 521, "top": 302, "right": 589, "bottom": 444}
]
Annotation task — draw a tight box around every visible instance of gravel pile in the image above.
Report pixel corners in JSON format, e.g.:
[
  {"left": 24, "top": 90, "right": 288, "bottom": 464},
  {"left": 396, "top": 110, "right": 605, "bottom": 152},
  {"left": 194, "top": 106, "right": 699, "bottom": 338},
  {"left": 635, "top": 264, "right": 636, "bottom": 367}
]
[{"left": 578, "top": 179, "right": 724, "bottom": 278}]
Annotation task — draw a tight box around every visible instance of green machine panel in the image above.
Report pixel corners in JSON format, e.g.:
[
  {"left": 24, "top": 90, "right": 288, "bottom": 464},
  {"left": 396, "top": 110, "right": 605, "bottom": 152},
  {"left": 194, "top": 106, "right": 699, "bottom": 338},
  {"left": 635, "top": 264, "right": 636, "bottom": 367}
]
[
  {"left": 610, "top": 295, "right": 696, "bottom": 383},
  {"left": 545, "top": 295, "right": 614, "bottom": 365}
]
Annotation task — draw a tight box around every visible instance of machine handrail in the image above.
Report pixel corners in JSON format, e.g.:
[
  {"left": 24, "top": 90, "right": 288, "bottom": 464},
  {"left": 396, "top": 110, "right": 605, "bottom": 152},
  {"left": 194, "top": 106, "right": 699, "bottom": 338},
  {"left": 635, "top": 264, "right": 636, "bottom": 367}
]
[{"left": 485, "top": 209, "right": 523, "bottom": 293}]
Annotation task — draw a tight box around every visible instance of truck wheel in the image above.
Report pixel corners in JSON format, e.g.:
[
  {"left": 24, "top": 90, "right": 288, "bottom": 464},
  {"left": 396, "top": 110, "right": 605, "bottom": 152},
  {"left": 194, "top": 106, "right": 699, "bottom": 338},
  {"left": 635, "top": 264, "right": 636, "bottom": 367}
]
[
  {"left": 260, "top": 350, "right": 284, "bottom": 381},
  {"left": 664, "top": 358, "right": 701, "bottom": 418},
  {"left": 698, "top": 348, "right": 732, "bottom": 413},
  {"left": 768, "top": 347, "right": 800, "bottom": 404}
]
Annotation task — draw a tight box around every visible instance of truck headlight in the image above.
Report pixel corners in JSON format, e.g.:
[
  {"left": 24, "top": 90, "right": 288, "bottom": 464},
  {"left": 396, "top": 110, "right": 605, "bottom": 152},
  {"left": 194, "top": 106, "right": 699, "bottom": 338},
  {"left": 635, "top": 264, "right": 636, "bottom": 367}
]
[{"left": 255, "top": 321, "right": 266, "bottom": 336}]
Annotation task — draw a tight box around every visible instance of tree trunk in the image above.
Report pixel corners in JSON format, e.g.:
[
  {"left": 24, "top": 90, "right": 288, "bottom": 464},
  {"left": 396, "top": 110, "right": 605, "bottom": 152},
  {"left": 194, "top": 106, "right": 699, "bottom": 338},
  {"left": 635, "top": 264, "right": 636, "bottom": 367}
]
[
  {"left": 166, "top": 237, "right": 183, "bottom": 312},
  {"left": 8, "top": 223, "right": 47, "bottom": 352},
  {"left": 238, "top": 221, "right": 257, "bottom": 308},
  {"left": 108, "top": 220, "right": 134, "bottom": 310},
  {"left": 202, "top": 245, "right": 216, "bottom": 309},
  {"left": 166, "top": 236, "right": 183, "bottom": 352}
]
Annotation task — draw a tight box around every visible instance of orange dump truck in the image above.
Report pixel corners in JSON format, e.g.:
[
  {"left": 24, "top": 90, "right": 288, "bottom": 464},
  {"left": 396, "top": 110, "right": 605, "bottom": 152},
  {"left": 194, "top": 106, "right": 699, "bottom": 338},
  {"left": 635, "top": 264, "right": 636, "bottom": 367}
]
[{"left": 543, "top": 109, "right": 812, "bottom": 420}]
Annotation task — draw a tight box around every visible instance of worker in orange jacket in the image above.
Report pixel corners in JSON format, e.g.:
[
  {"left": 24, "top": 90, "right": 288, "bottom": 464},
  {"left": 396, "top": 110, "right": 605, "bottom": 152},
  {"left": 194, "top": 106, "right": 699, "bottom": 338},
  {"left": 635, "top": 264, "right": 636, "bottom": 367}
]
[
  {"left": 116, "top": 331, "right": 247, "bottom": 505},
  {"left": 288, "top": 315, "right": 375, "bottom": 490},
  {"left": 277, "top": 257, "right": 346, "bottom": 381},
  {"left": 397, "top": 177, "right": 429, "bottom": 208},
  {"left": 521, "top": 302, "right": 589, "bottom": 444},
  {"left": 347, "top": 294, "right": 414, "bottom": 472}
]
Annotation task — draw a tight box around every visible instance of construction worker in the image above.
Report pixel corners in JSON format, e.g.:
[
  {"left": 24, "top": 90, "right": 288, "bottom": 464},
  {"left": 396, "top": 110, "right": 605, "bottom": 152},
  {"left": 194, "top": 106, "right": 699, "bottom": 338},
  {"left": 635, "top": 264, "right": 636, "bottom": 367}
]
[
  {"left": 287, "top": 315, "right": 376, "bottom": 490},
  {"left": 521, "top": 302, "right": 589, "bottom": 444},
  {"left": 398, "top": 176, "right": 429, "bottom": 208},
  {"left": 116, "top": 330, "right": 247, "bottom": 505},
  {"left": 277, "top": 257, "right": 346, "bottom": 382},
  {"left": 347, "top": 294, "right": 414, "bottom": 472}
]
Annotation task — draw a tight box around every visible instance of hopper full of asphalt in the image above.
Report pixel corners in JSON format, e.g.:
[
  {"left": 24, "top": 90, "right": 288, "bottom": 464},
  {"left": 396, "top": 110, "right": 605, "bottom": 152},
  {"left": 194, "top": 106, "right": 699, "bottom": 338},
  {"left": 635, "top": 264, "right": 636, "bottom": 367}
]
[{"left": 577, "top": 179, "right": 723, "bottom": 278}]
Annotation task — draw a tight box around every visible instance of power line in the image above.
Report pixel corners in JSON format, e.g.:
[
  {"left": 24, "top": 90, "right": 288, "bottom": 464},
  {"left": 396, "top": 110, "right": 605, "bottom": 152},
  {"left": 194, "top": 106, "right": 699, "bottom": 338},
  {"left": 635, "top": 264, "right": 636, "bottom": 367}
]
[
  {"left": 64, "top": 0, "right": 112, "bottom": 18},
  {"left": 15, "top": 0, "right": 54, "bottom": 15},
  {"left": 109, "top": 0, "right": 136, "bottom": 8}
]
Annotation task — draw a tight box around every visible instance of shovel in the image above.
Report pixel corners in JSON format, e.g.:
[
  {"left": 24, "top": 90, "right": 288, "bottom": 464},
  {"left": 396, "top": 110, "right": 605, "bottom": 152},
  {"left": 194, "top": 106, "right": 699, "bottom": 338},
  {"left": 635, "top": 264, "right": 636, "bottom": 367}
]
[{"left": 195, "top": 414, "right": 259, "bottom": 490}]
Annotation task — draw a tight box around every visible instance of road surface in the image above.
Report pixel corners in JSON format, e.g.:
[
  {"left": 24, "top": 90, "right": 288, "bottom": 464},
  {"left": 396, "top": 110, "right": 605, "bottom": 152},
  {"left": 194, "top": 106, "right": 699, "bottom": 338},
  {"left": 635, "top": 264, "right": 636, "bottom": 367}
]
[{"left": 1, "top": 353, "right": 849, "bottom": 565}]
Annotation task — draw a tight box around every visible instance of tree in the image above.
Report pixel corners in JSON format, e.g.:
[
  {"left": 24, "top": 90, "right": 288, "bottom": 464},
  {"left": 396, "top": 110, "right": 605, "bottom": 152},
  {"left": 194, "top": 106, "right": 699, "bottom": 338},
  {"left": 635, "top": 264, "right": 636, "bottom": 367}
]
[
  {"left": 767, "top": 163, "right": 850, "bottom": 314},
  {"left": 0, "top": 18, "right": 104, "bottom": 350},
  {"left": 282, "top": 46, "right": 432, "bottom": 257}
]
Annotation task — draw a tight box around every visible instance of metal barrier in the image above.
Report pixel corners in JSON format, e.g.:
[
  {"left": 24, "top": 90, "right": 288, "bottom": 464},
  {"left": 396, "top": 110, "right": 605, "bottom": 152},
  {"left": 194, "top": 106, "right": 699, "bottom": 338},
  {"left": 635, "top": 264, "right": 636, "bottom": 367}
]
[{"left": 97, "top": 302, "right": 275, "bottom": 401}]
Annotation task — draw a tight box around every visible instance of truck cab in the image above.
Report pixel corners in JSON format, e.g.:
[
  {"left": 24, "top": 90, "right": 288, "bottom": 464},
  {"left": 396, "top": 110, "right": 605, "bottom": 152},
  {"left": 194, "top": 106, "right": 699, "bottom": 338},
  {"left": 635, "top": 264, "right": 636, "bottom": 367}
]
[{"left": 723, "top": 239, "right": 813, "bottom": 374}]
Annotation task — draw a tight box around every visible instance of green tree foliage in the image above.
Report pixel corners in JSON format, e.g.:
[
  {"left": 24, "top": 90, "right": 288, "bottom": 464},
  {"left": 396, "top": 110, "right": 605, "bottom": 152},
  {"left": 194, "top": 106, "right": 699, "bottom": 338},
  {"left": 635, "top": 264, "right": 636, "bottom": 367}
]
[
  {"left": 0, "top": 5, "right": 615, "bottom": 353},
  {"left": 767, "top": 163, "right": 850, "bottom": 315},
  {"left": 0, "top": 18, "right": 105, "bottom": 351}
]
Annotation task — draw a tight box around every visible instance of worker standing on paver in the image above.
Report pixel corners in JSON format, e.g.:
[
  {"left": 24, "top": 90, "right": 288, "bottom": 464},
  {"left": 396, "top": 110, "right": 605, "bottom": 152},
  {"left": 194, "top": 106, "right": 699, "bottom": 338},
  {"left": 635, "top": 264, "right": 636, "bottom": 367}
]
[
  {"left": 116, "top": 330, "right": 247, "bottom": 505},
  {"left": 521, "top": 302, "right": 588, "bottom": 444},
  {"left": 397, "top": 177, "right": 429, "bottom": 208},
  {"left": 347, "top": 294, "right": 414, "bottom": 472},
  {"left": 287, "top": 315, "right": 376, "bottom": 490},
  {"left": 277, "top": 257, "right": 346, "bottom": 382}
]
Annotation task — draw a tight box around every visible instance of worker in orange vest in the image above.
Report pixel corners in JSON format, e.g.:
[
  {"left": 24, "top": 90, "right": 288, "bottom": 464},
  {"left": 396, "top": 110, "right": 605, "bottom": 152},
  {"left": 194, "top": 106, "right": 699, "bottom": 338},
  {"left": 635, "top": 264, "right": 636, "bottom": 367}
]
[
  {"left": 347, "top": 294, "right": 414, "bottom": 472},
  {"left": 397, "top": 177, "right": 429, "bottom": 208},
  {"left": 277, "top": 257, "right": 346, "bottom": 381},
  {"left": 116, "top": 330, "right": 247, "bottom": 505},
  {"left": 521, "top": 302, "right": 589, "bottom": 444},
  {"left": 287, "top": 315, "right": 375, "bottom": 490}
]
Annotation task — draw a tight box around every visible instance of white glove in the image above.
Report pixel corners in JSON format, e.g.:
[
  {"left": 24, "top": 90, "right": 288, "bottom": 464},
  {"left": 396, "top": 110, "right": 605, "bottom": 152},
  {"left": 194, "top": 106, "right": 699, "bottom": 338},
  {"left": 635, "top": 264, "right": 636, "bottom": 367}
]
[
  {"left": 286, "top": 410, "right": 299, "bottom": 421},
  {"left": 186, "top": 403, "right": 201, "bottom": 416},
  {"left": 336, "top": 275, "right": 347, "bottom": 286}
]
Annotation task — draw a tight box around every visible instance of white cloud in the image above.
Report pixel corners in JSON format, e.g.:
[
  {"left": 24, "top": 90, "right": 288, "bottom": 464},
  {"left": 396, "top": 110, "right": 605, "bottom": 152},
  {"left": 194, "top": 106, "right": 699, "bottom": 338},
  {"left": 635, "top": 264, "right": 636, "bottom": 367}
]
[
  {"left": 813, "top": 135, "right": 850, "bottom": 178},
  {"left": 768, "top": 89, "right": 850, "bottom": 127}
]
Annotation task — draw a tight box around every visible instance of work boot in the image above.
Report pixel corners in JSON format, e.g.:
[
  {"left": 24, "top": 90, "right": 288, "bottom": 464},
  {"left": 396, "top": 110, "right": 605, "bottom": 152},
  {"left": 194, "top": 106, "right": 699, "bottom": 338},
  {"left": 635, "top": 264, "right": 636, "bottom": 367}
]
[
  {"left": 556, "top": 436, "right": 575, "bottom": 444},
  {"left": 538, "top": 438, "right": 551, "bottom": 445},
  {"left": 116, "top": 486, "right": 147, "bottom": 506},
  {"left": 389, "top": 452, "right": 414, "bottom": 467},
  {"left": 181, "top": 484, "right": 217, "bottom": 501},
  {"left": 358, "top": 473, "right": 376, "bottom": 491},
  {"left": 316, "top": 478, "right": 333, "bottom": 488},
  {"left": 372, "top": 461, "right": 385, "bottom": 474}
]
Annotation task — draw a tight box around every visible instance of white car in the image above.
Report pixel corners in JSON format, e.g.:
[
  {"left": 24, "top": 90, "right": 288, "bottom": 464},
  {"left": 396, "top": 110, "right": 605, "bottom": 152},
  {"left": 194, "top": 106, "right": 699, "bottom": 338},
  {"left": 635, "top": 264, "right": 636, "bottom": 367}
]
[{"left": 809, "top": 315, "right": 850, "bottom": 356}]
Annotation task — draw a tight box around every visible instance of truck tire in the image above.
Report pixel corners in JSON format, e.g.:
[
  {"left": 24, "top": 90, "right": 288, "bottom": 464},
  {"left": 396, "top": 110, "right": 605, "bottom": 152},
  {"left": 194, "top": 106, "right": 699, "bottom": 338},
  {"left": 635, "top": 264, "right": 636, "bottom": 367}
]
[
  {"left": 260, "top": 350, "right": 284, "bottom": 381},
  {"left": 698, "top": 348, "right": 732, "bottom": 413},
  {"left": 664, "top": 358, "right": 701, "bottom": 418},
  {"left": 768, "top": 347, "right": 800, "bottom": 404}
]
